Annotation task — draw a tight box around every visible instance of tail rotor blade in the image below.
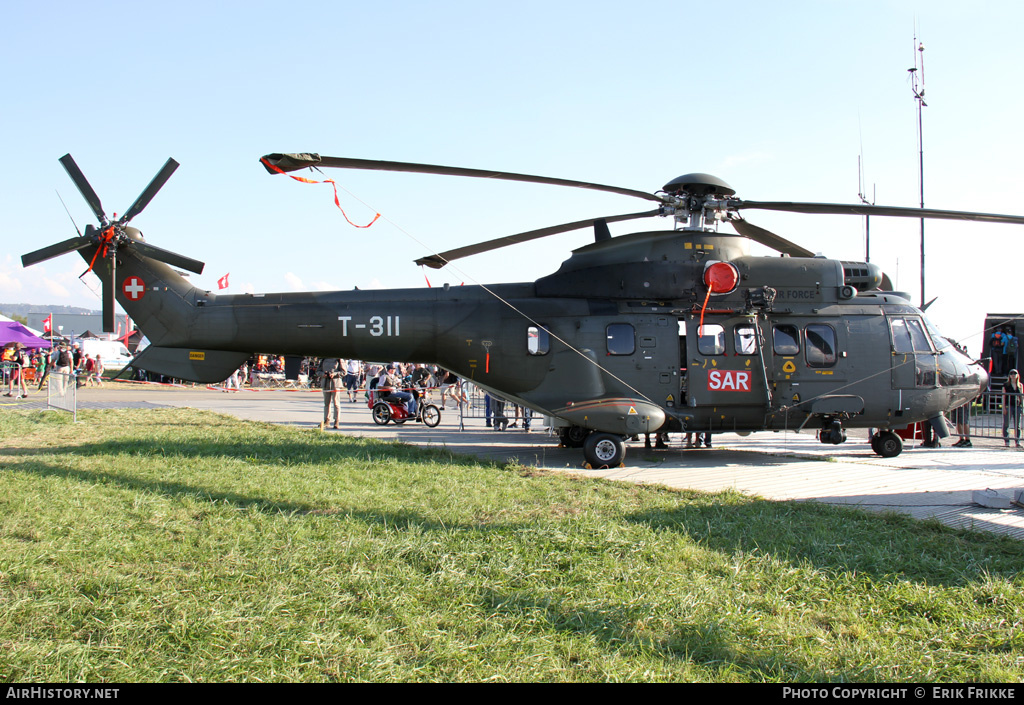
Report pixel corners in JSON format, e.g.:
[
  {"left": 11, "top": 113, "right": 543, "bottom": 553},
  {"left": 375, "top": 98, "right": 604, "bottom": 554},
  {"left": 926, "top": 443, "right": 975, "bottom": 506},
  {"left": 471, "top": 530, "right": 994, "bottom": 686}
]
[
  {"left": 22, "top": 237, "right": 92, "bottom": 268},
  {"left": 59, "top": 154, "right": 107, "bottom": 225},
  {"left": 119, "top": 158, "right": 179, "bottom": 225}
]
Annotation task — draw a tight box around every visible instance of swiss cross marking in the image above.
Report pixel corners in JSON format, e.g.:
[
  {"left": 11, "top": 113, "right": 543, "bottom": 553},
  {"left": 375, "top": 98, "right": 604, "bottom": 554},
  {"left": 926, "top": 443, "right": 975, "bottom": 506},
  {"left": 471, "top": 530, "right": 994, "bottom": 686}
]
[
  {"left": 707, "top": 369, "right": 752, "bottom": 392},
  {"left": 123, "top": 276, "right": 146, "bottom": 301}
]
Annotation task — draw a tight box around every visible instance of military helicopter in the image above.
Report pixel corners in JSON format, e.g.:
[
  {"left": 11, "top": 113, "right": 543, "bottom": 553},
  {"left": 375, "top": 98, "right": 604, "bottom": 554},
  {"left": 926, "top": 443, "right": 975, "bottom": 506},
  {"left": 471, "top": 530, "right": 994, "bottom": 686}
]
[{"left": 24, "top": 152, "right": 1018, "bottom": 467}]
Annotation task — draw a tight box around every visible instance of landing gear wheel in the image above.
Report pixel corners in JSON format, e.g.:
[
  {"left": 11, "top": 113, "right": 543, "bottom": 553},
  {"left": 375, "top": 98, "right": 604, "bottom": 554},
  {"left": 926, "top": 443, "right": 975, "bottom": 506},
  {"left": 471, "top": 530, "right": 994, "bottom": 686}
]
[
  {"left": 583, "top": 432, "right": 625, "bottom": 469},
  {"left": 561, "top": 425, "right": 591, "bottom": 448},
  {"left": 421, "top": 404, "right": 441, "bottom": 427},
  {"left": 372, "top": 402, "right": 392, "bottom": 425},
  {"left": 873, "top": 430, "right": 903, "bottom": 458}
]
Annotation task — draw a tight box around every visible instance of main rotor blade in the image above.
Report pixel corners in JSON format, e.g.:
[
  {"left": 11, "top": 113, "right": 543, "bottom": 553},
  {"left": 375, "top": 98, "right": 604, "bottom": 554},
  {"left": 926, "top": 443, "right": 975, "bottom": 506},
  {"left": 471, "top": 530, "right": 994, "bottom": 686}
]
[
  {"left": 262, "top": 153, "right": 665, "bottom": 204},
  {"left": 129, "top": 240, "right": 205, "bottom": 274},
  {"left": 21, "top": 236, "right": 92, "bottom": 268},
  {"left": 732, "top": 199, "right": 1024, "bottom": 225},
  {"left": 728, "top": 217, "right": 815, "bottom": 258},
  {"left": 59, "top": 154, "right": 107, "bottom": 224},
  {"left": 119, "top": 158, "right": 179, "bottom": 225},
  {"left": 414, "top": 209, "right": 662, "bottom": 269}
]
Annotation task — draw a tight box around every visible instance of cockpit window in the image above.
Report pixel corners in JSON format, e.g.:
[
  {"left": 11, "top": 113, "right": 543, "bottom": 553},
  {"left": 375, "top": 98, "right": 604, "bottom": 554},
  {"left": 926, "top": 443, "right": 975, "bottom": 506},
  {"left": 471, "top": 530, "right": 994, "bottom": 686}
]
[
  {"left": 891, "top": 317, "right": 932, "bottom": 353},
  {"left": 923, "top": 318, "right": 953, "bottom": 351}
]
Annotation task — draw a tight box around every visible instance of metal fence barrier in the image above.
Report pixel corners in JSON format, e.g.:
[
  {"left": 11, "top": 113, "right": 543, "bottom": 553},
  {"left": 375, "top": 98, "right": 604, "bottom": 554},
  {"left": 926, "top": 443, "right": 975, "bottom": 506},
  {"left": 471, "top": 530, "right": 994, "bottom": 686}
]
[
  {"left": 961, "top": 391, "right": 1022, "bottom": 443},
  {"left": 46, "top": 371, "right": 77, "bottom": 422}
]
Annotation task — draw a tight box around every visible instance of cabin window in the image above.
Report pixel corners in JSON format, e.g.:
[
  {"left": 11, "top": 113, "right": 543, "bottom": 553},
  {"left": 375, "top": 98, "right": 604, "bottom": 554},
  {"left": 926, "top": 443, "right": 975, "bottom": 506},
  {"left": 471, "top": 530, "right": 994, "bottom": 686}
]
[
  {"left": 805, "top": 324, "right": 837, "bottom": 368},
  {"left": 773, "top": 324, "right": 800, "bottom": 355},
  {"left": 606, "top": 323, "right": 635, "bottom": 356},
  {"left": 734, "top": 324, "right": 758, "bottom": 355},
  {"left": 697, "top": 324, "right": 726, "bottom": 355},
  {"left": 527, "top": 325, "right": 550, "bottom": 356}
]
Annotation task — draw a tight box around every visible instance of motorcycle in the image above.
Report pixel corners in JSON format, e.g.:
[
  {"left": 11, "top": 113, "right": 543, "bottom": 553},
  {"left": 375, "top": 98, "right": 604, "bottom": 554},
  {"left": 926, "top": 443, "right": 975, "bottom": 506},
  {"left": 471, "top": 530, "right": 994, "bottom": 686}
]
[{"left": 369, "top": 390, "right": 441, "bottom": 427}]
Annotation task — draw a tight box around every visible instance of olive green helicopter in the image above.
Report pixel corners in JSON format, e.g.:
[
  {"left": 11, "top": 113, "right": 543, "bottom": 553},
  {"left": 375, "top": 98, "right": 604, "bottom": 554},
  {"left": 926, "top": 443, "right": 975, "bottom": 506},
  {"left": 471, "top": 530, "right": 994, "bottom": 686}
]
[{"left": 24, "top": 152, "right": 1019, "bottom": 467}]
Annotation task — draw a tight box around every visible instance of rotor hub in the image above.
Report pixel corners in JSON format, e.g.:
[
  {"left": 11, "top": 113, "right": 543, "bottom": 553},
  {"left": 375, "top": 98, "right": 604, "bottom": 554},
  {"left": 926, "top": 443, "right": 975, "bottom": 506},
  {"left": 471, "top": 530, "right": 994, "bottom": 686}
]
[{"left": 662, "top": 173, "right": 736, "bottom": 197}]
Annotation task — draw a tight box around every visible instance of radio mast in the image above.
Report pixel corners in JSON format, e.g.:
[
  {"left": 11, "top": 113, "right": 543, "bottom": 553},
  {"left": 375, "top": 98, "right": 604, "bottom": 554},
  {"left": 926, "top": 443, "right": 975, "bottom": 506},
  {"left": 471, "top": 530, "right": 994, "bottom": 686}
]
[{"left": 908, "top": 32, "right": 927, "bottom": 308}]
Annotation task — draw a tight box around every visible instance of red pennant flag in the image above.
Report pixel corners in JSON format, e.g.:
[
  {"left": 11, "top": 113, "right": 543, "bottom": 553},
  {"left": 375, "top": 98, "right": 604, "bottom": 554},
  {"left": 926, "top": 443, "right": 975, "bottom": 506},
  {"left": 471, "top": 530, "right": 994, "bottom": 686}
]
[
  {"left": 218, "top": 273, "right": 230, "bottom": 290},
  {"left": 42, "top": 314, "right": 52, "bottom": 333}
]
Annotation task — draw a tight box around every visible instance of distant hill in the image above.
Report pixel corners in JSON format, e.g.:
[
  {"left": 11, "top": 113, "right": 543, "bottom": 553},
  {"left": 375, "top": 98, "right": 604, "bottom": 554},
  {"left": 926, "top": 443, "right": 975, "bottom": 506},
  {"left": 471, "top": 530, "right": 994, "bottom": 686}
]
[{"left": 0, "top": 303, "right": 99, "bottom": 319}]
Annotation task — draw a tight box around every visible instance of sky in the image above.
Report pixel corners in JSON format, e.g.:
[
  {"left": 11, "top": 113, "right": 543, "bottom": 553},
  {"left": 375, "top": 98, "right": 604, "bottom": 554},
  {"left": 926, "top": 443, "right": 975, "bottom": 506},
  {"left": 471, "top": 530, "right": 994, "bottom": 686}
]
[{"left": 3, "top": 0, "right": 1022, "bottom": 356}]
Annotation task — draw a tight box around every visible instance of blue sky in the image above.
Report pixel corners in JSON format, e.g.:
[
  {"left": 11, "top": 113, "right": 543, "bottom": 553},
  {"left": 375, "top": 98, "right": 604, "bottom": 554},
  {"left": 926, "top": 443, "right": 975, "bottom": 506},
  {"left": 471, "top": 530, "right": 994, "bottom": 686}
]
[{"left": 3, "top": 1, "right": 1022, "bottom": 354}]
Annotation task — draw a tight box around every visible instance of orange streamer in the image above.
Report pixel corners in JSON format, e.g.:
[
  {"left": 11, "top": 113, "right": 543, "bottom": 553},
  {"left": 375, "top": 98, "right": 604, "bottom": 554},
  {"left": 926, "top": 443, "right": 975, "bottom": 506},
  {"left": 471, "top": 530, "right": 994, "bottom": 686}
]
[
  {"left": 83, "top": 227, "right": 116, "bottom": 277},
  {"left": 260, "top": 158, "right": 380, "bottom": 228},
  {"left": 698, "top": 287, "right": 712, "bottom": 338}
]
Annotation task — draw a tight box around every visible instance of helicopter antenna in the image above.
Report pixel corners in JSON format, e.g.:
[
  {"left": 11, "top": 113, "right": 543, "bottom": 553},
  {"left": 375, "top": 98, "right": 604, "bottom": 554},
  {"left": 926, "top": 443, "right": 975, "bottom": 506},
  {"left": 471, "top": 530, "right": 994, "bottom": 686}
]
[
  {"left": 55, "top": 190, "right": 83, "bottom": 237},
  {"left": 908, "top": 25, "right": 927, "bottom": 308},
  {"left": 856, "top": 123, "right": 876, "bottom": 263}
]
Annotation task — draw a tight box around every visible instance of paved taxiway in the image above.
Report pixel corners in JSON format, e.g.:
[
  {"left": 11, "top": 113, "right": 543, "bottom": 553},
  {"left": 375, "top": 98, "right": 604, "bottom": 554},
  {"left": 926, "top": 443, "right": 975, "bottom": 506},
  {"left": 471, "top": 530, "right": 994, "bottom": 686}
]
[{"left": 4, "top": 383, "right": 1024, "bottom": 539}]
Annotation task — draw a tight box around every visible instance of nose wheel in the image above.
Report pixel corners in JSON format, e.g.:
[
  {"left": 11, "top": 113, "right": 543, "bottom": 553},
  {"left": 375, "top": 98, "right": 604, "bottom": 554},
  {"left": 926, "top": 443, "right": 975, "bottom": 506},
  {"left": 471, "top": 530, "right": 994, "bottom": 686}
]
[{"left": 870, "top": 430, "right": 903, "bottom": 458}]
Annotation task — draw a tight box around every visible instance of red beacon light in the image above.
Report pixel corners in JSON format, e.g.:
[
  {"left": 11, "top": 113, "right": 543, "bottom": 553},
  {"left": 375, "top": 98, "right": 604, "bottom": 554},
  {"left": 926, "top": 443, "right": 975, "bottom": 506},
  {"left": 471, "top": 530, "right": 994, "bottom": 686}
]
[{"left": 703, "top": 261, "right": 740, "bottom": 294}]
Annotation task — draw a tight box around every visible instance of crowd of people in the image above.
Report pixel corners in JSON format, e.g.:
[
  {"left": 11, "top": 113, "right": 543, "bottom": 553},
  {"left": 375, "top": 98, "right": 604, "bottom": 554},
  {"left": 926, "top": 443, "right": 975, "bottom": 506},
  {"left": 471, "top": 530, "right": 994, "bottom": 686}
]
[
  {"left": 990, "top": 326, "right": 1020, "bottom": 377},
  {"left": 2, "top": 345, "right": 41, "bottom": 398},
  {"left": 1, "top": 341, "right": 111, "bottom": 398}
]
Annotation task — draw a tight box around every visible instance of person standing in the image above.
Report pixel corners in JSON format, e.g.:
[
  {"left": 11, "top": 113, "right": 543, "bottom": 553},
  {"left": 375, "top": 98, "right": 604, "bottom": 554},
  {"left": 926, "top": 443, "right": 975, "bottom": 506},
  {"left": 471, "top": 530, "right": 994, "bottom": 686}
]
[
  {"left": 3, "top": 347, "right": 28, "bottom": 399},
  {"left": 322, "top": 358, "right": 343, "bottom": 429},
  {"left": 93, "top": 354, "right": 104, "bottom": 387},
  {"left": 53, "top": 343, "right": 72, "bottom": 396},
  {"left": 1003, "top": 329, "right": 1018, "bottom": 377},
  {"left": 1002, "top": 369, "right": 1023, "bottom": 448},
  {"left": 952, "top": 400, "right": 973, "bottom": 448},
  {"left": 344, "top": 358, "right": 361, "bottom": 402},
  {"left": 410, "top": 363, "right": 431, "bottom": 402},
  {"left": 991, "top": 329, "right": 1006, "bottom": 376},
  {"left": 82, "top": 354, "right": 95, "bottom": 387}
]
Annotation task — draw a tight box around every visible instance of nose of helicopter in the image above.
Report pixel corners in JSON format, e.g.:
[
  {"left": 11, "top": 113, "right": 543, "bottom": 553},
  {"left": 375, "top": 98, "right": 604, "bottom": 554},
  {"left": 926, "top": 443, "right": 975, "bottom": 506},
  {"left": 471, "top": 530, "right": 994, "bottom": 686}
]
[{"left": 975, "top": 363, "right": 990, "bottom": 396}]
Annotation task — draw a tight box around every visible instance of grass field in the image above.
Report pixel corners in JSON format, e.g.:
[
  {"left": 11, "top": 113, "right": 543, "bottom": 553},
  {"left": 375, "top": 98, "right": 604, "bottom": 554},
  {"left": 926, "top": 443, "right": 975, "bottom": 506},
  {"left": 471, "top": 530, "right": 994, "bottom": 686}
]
[{"left": 1, "top": 408, "right": 1022, "bottom": 682}]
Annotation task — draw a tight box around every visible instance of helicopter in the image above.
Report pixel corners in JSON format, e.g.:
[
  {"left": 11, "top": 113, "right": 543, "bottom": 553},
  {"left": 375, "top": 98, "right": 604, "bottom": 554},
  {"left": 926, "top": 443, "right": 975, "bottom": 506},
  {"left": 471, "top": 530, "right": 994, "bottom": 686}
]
[{"left": 24, "top": 152, "right": 1018, "bottom": 468}]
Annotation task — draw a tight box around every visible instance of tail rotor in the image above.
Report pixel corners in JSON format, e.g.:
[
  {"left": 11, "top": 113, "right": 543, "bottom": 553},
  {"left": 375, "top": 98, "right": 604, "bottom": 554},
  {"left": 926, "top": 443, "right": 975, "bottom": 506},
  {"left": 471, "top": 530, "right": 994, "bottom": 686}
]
[{"left": 23, "top": 154, "right": 205, "bottom": 331}]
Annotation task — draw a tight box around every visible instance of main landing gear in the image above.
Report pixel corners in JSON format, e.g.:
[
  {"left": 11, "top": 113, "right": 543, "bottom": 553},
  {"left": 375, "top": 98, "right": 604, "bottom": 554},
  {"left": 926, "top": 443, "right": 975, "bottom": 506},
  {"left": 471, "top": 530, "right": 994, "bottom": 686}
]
[
  {"left": 557, "top": 426, "right": 626, "bottom": 468},
  {"left": 583, "top": 433, "right": 625, "bottom": 469}
]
